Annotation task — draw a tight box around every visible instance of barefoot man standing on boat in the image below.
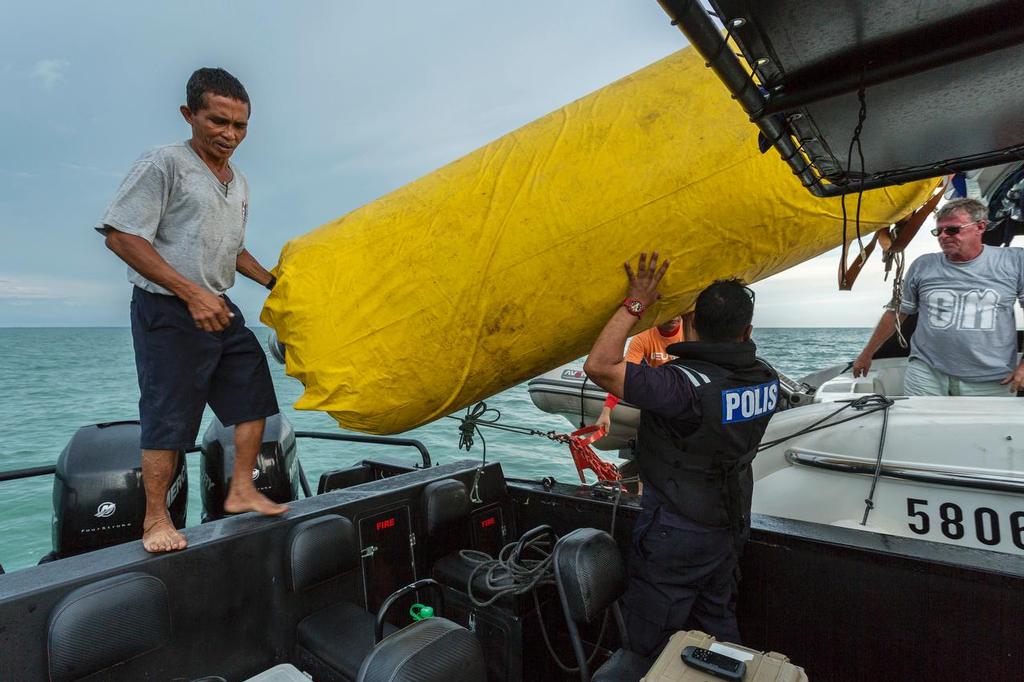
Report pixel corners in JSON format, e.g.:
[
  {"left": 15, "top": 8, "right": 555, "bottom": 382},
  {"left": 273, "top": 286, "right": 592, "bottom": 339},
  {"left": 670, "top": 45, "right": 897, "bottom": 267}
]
[{"left": 96, "top": 68, "right": 287, "bottom": 553}]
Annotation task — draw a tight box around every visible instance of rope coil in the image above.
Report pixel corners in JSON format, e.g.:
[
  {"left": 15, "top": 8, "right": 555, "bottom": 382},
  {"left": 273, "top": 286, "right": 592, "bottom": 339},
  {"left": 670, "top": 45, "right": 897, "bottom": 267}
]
[
  {"left": 458, "top": 525, "right": 612, "bottom": 672},
  {"left": 758, "top": 393, "right": 894, "bottom": 452}
]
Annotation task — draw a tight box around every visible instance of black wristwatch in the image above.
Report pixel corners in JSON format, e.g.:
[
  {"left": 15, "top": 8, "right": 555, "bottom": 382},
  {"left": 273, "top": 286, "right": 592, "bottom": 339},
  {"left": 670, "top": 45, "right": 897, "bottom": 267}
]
[{"left": 265, "top": 274, "right": 277, "bottom": 291}]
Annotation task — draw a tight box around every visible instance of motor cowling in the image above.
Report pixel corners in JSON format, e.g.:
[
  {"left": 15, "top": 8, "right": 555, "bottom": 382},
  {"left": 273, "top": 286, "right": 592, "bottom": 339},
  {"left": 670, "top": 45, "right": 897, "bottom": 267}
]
[
  {"left": 200, "top": 413, "right": 299, "bottom": 522},
  {"left": 50, "top": 421, "right": 187, "bottom": 559}
]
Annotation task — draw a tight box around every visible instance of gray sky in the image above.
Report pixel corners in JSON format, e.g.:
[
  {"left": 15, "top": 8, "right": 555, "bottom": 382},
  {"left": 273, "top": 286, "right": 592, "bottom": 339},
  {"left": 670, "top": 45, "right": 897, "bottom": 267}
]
[{"left": 0, "top": 1, "right": 940, "bottom": 328}]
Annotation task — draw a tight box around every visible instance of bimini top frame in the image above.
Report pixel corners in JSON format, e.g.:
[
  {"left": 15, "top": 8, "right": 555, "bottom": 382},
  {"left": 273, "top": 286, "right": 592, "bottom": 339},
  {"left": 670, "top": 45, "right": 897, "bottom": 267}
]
[{"left": 657, "top": 0, "right": 1024, "bottom": 197}]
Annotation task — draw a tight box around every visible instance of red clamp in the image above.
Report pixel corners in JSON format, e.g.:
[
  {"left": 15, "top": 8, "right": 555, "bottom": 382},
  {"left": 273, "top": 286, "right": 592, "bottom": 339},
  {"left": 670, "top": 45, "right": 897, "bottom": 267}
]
[{"left": 564, "top": 425, "right": 622, "bottom": 485}]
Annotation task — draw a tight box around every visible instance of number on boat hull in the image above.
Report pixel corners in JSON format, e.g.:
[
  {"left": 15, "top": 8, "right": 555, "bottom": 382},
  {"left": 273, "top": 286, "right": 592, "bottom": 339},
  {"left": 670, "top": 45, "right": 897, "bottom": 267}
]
[{"left": 907, "top": 498, "right": 1024, "bottom": 550}]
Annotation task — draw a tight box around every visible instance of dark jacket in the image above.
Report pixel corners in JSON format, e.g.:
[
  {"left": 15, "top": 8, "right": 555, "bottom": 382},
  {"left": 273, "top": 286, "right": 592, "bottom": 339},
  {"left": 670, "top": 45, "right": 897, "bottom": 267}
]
[{"left": 635, "top": 341, "right": 778, "bottom": 539}]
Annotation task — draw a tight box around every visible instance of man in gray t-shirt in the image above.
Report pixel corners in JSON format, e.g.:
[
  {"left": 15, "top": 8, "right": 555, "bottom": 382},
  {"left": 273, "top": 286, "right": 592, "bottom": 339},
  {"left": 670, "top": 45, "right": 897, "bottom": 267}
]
[
  {"left": 97, "top": 68, "right": 287, "bottom": 553},
  {"left": 854, "top": 198, "right": 1024, "bottom": 396},
  {"left": 98, "top": 139, "right": 251, "bottom": 297}
]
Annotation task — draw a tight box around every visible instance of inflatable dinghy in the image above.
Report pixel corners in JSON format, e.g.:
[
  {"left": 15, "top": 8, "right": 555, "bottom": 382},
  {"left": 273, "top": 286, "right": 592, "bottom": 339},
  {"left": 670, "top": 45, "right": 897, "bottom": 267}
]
[{"left": 527, "top": 366, "right": 639, "bottom": 452}]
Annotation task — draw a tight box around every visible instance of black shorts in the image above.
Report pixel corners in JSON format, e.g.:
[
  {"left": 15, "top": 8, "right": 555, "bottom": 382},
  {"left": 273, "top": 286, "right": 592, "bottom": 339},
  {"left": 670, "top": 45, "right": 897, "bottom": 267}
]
[{"left": 130, "top": 286, "right": 279, "bottom": 450}]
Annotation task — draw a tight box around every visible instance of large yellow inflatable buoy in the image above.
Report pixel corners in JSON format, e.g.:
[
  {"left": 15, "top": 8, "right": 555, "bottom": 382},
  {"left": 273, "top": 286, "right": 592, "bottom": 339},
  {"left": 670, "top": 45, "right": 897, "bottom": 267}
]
[{"left": 261, "top": 45, "right": 935, "bottom": 435}]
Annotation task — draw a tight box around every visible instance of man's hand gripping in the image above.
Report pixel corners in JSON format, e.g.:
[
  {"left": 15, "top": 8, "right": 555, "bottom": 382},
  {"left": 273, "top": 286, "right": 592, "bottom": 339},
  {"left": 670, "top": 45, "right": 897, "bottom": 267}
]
[{"left": 187, "top": 289, "right": 234, "bottom": 332}]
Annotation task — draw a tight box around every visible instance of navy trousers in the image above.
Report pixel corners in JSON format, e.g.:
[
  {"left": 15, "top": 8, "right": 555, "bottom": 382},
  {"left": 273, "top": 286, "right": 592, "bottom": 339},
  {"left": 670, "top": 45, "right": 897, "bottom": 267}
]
[
  {"left": 131, "top": 286, "right": 279, "bottom": 450},
  {"left": 620, "top": 507, "right": 742, "bottom": 659}
]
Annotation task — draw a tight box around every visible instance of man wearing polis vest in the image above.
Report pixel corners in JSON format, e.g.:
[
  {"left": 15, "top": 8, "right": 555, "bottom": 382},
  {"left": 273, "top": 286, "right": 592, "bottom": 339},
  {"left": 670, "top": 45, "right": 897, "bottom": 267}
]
[{"left": 584, "top": 252, "right": 778, "bottom": 659}]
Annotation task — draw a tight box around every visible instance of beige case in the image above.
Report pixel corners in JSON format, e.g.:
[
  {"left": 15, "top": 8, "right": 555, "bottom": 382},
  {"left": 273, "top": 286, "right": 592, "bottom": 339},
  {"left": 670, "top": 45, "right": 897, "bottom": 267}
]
[{"left": 641, "top": 630, "right": 808, "bottom": 682}]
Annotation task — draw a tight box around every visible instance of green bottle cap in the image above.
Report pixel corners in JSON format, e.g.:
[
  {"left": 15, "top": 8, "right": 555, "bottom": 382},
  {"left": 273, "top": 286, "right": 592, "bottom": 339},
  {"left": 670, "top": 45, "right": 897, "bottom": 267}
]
[{"left": 410, "top": 603, "right": 435, "bottom": 621}]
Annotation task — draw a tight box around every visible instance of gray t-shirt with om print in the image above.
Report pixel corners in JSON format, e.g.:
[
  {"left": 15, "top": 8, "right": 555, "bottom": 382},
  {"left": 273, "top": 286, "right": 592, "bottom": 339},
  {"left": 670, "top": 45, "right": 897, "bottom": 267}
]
[{"left": 900, "top": 247, "right": 1024, "bottom": 381}]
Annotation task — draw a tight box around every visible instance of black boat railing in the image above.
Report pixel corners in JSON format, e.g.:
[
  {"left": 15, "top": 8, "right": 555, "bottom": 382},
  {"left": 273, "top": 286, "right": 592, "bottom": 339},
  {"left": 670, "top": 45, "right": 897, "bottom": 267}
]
[
  {"left": 293, "top": 431, "right": 431, "bottom": 469},
  {"left": 0, "top": 465, "right": 56, "bottom": 483},
  {"left": 0, "top": 431, "right": 431, "bottom": 485}
]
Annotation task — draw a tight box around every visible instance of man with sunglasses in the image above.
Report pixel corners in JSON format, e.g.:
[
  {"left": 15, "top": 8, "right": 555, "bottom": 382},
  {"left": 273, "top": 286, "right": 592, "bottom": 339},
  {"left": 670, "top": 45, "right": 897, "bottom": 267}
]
[
  {"left": 584, "top": 254, "right": 778, "bottom": 659},
  {"left": 853, "top": 198, "right": 1024, "bottom": 396}
]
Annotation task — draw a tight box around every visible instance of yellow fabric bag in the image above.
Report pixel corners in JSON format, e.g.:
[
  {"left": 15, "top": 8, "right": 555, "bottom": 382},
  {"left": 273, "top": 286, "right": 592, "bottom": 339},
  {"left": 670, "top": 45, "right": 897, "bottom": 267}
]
[{"left": 261, "top": 46, "right": 935, "bottom": 434}]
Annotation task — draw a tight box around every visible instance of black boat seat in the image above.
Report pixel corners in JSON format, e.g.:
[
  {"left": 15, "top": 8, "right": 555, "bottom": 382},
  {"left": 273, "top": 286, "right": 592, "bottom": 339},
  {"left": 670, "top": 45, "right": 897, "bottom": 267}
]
[
  {"left": 296, "top": 603, "right": 396, "bottom": 681},
  {"left": 553, "top": 528, "right": 653, "bottom": 682},
  {"left": 47, "top": 572, "right": 170, "bottom": 681},
  {"left": 432, "top": 552, "right": 514, "bottom": 602},
  {"left": 287, "top": 514, "right": 393, "bottom": 682},
  {"left": 423, "top": 479, "right": 470, "bottom": 542},
  {"left": 356, "top": 617, "right": 487, "bottom": 682},
  {"left": 286, "top": 514, "right": 359, "bottom": 592},
  {"left": 421, "top": 479, "right": 480, "bottom": 592}
]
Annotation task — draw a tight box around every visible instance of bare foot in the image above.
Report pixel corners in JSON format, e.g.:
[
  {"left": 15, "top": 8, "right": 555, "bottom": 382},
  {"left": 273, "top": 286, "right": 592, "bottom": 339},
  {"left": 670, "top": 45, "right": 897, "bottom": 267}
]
[
  {"left": 142, "top": 518, "right": 187, "bottom": 553},
  {"left": 223, "top": 485, "right": 289, "bottom": 516}
]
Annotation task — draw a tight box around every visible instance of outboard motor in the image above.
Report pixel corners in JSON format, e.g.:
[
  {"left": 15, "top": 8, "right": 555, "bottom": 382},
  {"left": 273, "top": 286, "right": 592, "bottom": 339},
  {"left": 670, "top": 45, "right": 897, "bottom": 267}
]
[
  {"left": 50, "top": 421, "right": 187, "bottom": 559},
  {"left": 200, "top": 413, "right": 299, "bottom": 522}
]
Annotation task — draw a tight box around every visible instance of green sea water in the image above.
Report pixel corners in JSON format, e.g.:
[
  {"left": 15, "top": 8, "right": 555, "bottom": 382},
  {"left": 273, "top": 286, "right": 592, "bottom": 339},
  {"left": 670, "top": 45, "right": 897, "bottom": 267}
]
[{"left": 0, "top": 326, "right": 869, "bottom": 573}]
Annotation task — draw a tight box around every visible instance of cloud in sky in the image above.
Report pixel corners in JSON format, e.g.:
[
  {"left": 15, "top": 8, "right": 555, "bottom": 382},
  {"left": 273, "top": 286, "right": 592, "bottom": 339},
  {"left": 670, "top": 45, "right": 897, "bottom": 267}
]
[
  {"left": 29, "top": 58, "right": 70, "bottom": 90},
  {"left": 0, "top": 278, "right": 55, "bottom": 301},
  {"left": 58, "top": 162, "right": 123, "bottom": 179},
  {"left": 0, "top": 275, "right": 108, "bottom": 302},
  {"left": 0, "top": 168, "right": 34, "bottom": 179},
  {"left": 0, "top": 275, "right": 126, "bottom": 326}
]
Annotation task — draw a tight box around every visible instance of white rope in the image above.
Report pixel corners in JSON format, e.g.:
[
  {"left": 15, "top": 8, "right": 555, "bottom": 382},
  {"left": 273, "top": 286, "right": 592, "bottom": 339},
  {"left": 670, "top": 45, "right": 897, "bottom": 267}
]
[{"left": 889, "top": 250, "right": 909, "bottom": 349}]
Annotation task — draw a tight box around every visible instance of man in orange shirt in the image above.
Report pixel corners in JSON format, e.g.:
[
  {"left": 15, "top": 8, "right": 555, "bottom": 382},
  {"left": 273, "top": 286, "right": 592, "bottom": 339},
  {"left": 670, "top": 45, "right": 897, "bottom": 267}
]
[{"left": 594, "top": 313, "right": 692, "bottom": 431}]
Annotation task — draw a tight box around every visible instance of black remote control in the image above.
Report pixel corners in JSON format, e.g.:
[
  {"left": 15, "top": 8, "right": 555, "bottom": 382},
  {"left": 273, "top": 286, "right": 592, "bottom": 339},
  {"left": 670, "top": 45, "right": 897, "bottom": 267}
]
[{"left": 680, "top": 645, "right": 746, "bottom": 681}]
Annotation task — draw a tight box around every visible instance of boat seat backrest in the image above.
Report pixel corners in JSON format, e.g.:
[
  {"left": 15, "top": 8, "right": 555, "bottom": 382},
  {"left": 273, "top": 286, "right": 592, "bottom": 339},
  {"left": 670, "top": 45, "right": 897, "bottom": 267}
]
[
  {"left": 356, "top": 617, "right": 486, "bottom": 682},
  {"left": 553, "top": 528, "right": 626, "bottom": 623},
  {"left": 47, "top": 572, "right": 170, "bottom": 682},
  {"left": 422, "top": 479, "right": 469, "bottom": 537},
  {"left": 552, "top": 529, "right": 649, "bottom": 681},
  {"left": 286, "top": 514, "right": 358, "bottom": 592}
]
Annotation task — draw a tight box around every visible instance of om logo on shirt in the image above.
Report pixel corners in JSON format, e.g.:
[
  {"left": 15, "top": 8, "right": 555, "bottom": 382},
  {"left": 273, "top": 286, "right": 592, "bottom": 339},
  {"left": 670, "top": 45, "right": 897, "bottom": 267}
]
[{"left": 924, "top": 288, "right": 1000, "bottom": 331}]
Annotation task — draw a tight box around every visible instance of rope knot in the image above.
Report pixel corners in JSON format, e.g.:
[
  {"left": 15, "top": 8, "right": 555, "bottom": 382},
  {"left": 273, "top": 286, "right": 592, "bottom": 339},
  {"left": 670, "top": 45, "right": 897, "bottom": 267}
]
[{"left": 456, "top": 401, "right": 498, "bottom": 453}]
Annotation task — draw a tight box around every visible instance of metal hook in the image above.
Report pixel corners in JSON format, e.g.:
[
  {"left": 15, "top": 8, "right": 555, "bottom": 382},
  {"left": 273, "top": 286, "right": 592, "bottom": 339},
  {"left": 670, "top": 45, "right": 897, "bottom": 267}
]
[{"left": 469, "top": 467, "right": 484, "bottom": 504}]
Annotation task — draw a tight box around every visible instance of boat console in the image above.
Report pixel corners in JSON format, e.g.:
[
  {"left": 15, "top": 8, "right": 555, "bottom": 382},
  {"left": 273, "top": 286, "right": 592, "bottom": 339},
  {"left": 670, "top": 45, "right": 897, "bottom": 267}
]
[
  {"left": 1, "top": 431, "right": 1022, "bottom": 680},
  {"left": 0, "top": 457, "right": 515, "bottom": 680}
]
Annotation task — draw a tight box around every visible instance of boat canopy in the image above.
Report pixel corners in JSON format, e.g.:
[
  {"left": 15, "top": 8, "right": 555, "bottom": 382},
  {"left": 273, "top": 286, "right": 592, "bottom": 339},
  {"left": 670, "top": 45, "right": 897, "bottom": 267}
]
[{"left": 658, "top": 0, "right": 1024, "bottom": 196}]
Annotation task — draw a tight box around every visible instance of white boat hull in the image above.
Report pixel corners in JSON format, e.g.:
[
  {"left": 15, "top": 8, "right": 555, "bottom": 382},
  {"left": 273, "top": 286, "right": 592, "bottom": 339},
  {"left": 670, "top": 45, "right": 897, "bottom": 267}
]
[
  {"left": 754, "top": 395, "right": 1024, "bottom": 555},
  {"left": 530, "top": 357, "right": 1024, "bottom": 554}
]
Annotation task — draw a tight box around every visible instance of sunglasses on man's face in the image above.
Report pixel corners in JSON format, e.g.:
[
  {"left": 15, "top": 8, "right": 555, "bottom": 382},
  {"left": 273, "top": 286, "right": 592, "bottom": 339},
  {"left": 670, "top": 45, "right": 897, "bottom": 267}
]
[{"left": 930, "top": 221, "right": 978, "bottom": 237}]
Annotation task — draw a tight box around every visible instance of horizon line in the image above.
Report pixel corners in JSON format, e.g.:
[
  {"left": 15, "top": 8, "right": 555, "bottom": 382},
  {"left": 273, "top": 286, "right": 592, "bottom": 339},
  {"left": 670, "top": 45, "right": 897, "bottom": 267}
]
[{"left": 0, "top": 324, "right": 876, "bottom": 330}]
